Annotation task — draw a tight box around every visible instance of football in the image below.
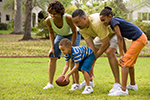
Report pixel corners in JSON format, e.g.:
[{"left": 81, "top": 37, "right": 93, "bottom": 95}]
[{"left": 55, "top": 75, "right": 70, "bottom": 86}]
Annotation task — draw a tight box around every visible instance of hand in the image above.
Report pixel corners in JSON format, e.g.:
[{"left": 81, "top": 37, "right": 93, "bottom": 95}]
[
  {"left": 118, "top": 56, "right": 124, "bottom": 66},
  {"left": 48, "top": 48, "right": 55, "bottom": 57},
  {"left": 63, "top": 74, "right": 70, "bottom": 82}
]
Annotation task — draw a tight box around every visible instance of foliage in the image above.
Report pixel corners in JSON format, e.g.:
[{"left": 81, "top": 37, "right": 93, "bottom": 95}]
[
  {"left": 31, "top": 27, "right": 39, "bottom": 31},
  {"left": 66, "top": 5, "right": 78, "bottom": 15},
  {"left": 105, "top": 0, "right": 128, "bottom": 19},
  {"left": 134, "top": 19, "right": 150, "bottom": 40},
  {"left": 126, "top": 0, "right": 148, "bottom": 6},
  {"left": 76, "top": 0, "right": 128, "bottom": 19},
  {"left": 0, "top": 23, "right": 8, "bottom": 30},
  {"left": 2, "top": 0, "right": 14, "bottom": 11},
  {"left": 36, "top": 18, "right": 50, "bottom": 39},
  {"left": 7, "top": 19, "right": 14, "bottom": 30},
  {"left": 79, "top": 3, "right": 102, "bottom": 15},
  {"left": 0, "top": 57, "right": 150, "bottom": 99}
]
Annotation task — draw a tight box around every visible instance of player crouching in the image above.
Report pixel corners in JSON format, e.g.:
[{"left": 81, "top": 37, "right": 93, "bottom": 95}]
[{"left": 59, "top": 38, "right": 95, "bottom": 94}]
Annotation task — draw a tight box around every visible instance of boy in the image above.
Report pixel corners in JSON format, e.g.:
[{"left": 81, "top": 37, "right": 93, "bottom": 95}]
[{"left": 59, "top": 38, "right": 95, "bottom": 94}]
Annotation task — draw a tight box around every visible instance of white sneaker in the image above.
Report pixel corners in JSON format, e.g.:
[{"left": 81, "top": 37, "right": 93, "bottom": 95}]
[
  {"left": 127, "top": 83, "right": 138, "bottom": 91},
  {"left": 69, "top": 84, "right": 82, "bottom": 91},
  {"left": 108, "top": 87, "right": 128, "bottom": 96},
  {"left": 109, "top": 83, "right": 121, "bottom": 93},
  {"left": 80, "top": 80, "right": 95, "bottom": 89},
  {"left": 82, "top": 86, "right": 93, "bottom": 94},
  {"left": 43, "top": 83, "right": 54, "bottom": 89}
]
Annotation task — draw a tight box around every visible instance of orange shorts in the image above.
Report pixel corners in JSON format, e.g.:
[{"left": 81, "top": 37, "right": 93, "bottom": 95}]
[{"left": 120, "top": 34, "right": 148, "bottom": 67}]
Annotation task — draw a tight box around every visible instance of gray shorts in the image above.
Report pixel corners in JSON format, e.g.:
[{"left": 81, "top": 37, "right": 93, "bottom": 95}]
[{"left": 93, "top": 34, "right": 118, "bottom": 52}]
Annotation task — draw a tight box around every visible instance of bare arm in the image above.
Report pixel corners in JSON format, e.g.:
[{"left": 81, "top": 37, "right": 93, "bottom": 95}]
[
  {"left": 62, "top": 61, "right": 69, "bottom": 75},
  {"left": 64, "top": 62, "right": 79, "bottom": 81},
  {"left": 114, "top": 25, "right": 125, "bottom": 65},
  {"left": 114, "top": 25, "right": 124, "bottom": 57},
  {"left": 85, "top": 37, "right": 96, "bottom": 53},
  {"left": 123, "top": 38, "right": 127, "bottom": 53},
  {"left": 66, "top": 14, "right": 77, "bottom": 46},
  {"left": 95, "top": 36, "right": 110, "bottom": 59},
  {"left": 45, "top": 17, "right": 55, "bottom": 57}
]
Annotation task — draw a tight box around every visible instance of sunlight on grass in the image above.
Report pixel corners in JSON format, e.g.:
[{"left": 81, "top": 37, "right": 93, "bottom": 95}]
[{"left": 0, "top": 57, "right": 150, "bottom": 100}]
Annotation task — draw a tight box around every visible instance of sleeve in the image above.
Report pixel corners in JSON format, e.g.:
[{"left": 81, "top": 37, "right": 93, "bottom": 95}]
[
  {"left": 111, "top": 18, "right": 120, "bottom": 29},
  {"left": 94, "top": 23, "right": 109, "bottom": 40},
  {"left": 79, "top": 29, "right": 90, "bottom": 40},
  {"left": 73, "top": 52, "right": 82, "bottom": 63},
  {"left": 65, "top": 55, "right": 70, "bottom": 61}
]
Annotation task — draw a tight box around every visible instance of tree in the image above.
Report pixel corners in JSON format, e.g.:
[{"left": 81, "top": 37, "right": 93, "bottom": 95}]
[
  {"left": 21, "top": 0, "right": 33, "bottom": 40},
  {"left": 105, "top": 0, "right": 128, "bottom": 19},
  {"left": 10, "top": 0, "right": 24, "bottom": 34}
]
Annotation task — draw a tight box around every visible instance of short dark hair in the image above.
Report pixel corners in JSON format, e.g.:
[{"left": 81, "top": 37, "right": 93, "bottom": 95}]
[
  {"left": 47, "top": 0, "right": 65, "bottom": 16},
  {"left": 59, "top": 38, "right": 71, "bottom": 47},
  {"left": 72, "top": 9, "right": 86, "bottom": 18},
  {"left": 100, "top": 6, "right": 113, "bottom": 17}
]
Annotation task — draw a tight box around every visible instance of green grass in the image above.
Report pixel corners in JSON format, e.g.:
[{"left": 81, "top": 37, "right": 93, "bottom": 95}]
[
  {"left": 0, "top": 57, "right": 150, "bottom": 100},
  {"left": 0, "top": 30, "right": 12, "bottom": 34}
]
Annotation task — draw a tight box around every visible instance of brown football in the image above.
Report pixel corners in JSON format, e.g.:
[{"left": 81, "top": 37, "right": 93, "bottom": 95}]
[{"left": 55, "top": 75, "right": 70, "bottom": 86}]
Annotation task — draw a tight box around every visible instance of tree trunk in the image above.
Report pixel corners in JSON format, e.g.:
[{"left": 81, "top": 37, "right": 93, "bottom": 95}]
[
  {"left": 21, "top": 0, "right": 33, "bottom": 40},
  {"left": 10, "top": 0, "right": 24, "bottom": 34}
]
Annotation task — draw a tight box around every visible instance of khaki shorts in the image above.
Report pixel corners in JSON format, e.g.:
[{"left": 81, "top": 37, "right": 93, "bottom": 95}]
[{"left": 93, "top": 34, "right": 118, "bottom": 51}]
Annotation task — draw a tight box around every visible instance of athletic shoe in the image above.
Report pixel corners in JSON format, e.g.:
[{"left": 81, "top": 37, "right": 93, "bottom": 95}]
[
  {"left": 108, "top": 87, "right": 128, "bottom": 96},
  {"left": 43, "top": 83, "right": 54, "bottom": 89},
  {"left": 69, "top": 84, "right": 82, "bottom": 91},
  {"left": 109, "top": 83, "right": 121, "bottom": 93},
  {"left": 127, "top": 83, "right": 138, "bottom": 91},
  {"left": 80, "top": 80, "right": 95, "bottom": 89},
  {"left": 82, "top": 86, "right": 93, "bottom": 94}
]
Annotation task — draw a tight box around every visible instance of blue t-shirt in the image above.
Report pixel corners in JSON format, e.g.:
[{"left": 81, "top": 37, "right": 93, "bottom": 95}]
[
  {"left": 110, "top": 17, "right": 143, "bottom": 40},
  {"left": 65, "top": 46, "right": 94, "bottom": 63}
]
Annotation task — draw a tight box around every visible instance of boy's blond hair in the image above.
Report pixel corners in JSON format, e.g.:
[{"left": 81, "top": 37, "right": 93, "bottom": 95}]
[{"left": 59, "top": 38, "right": 71, "bottom": 47}]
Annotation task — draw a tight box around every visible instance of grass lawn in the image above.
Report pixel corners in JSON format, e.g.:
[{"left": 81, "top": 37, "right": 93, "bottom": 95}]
[
  {"left": 0, "top": 30, "right": 150, "bottom": 99},
  {"left": 0, "top": 57, "right": 150, "bottom": 100}
]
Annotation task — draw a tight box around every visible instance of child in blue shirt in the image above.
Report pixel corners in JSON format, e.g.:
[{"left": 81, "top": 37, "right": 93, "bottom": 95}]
[
  {"left": 59, "top": 38, "right": 95, "bottom": 94},
  {"left": 100, "top": 6, "right": 148, "bottom": 96}
]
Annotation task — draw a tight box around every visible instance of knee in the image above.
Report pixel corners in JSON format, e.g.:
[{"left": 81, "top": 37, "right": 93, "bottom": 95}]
[
  {"left": 106, "top": 48, "right": 115, "bottom": 56},
  {"left": 49, "top": 58, "right": 57, "bottom": 63}
]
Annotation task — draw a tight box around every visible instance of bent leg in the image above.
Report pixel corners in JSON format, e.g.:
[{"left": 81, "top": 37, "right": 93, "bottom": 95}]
[
  {"left": 121, "top": 66, "right": 129, "bottom": 91},
  {"left": 129, "top": 67, "right": 135, "bottom": 85},
  {"left": 48, "top": 57, "right": 57, "bottom": 84},
  {"left": 106, "top": 47, "right": 120, "bottom": 84},
  {"left": 70, "top": 59, "right": 77, "bottom": 84},
  {"left": 82, "top": 70, "right": 90, "bottom": 86}
]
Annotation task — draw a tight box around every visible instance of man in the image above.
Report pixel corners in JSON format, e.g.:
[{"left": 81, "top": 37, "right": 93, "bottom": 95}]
[{"left": 72, "top": 9, "right": 121, "bottom": 93}]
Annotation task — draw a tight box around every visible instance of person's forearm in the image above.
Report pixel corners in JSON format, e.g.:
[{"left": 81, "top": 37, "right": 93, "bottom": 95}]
[
  {"left": 49, "top": 33, "right": 55, "bottom": 49},
  {"left": 67, "top": 66, "right": 78, "bottom": 76},
  {"left": 118, "top": 37, "right": 124, "bottom": 57},
  {"left": 96, "top": 43, "right": 109, "bottom": 58},
  {"left": 62, "top": 65, "right": 69, "bottom": 75},
  {"left": 71, "top": 32, "right": 77, "bottom": 46}
]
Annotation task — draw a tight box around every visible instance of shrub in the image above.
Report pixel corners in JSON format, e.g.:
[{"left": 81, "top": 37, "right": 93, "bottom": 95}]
[
  {"left": 7, "top": 19, "right": 14, "bottom": 30},
  {"left": 36, "top": 29, "right": 49, "bottom": 39},
  {"left": 31, "top": 27, "right": 39, "bottom": 31},
  {"left": 37, "top": 18, "right": 50, "bottom": 39},
  {"left": 134, "top": 19, "right": 150, "bottom": 40},
  {"left": 0, "top": 23, "right": 8, "bottom": 30}
]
